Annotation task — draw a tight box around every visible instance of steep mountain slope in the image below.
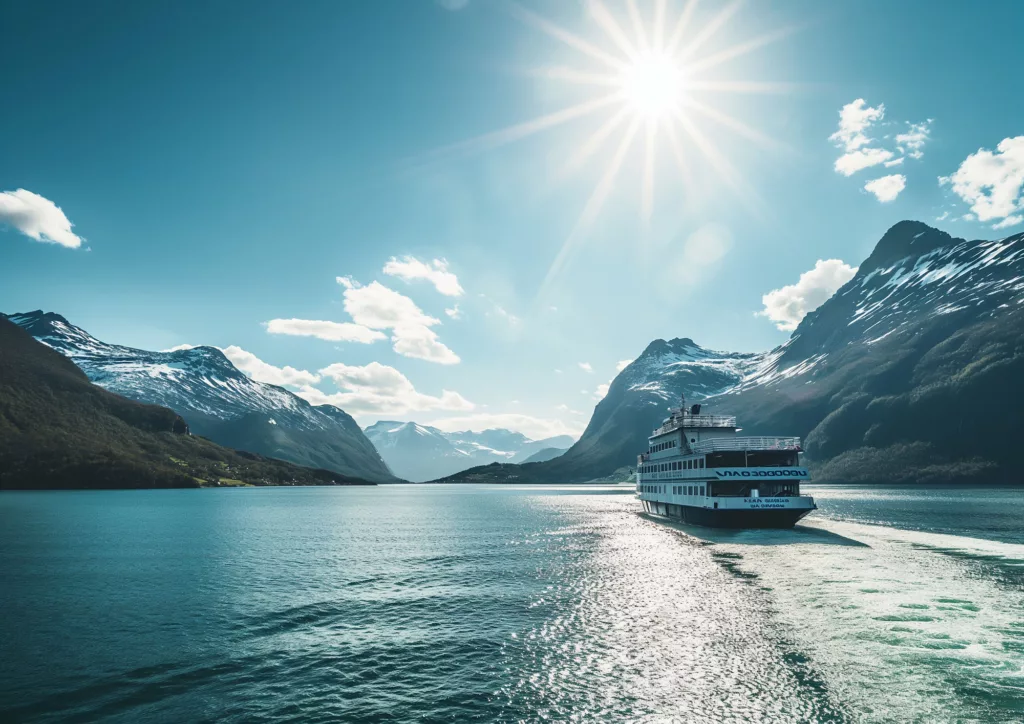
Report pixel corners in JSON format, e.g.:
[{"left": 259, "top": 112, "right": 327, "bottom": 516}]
[
  {"left": 363, "top": 420, "right": 573, "bottom": 481},
  {"left": 702, "top": 221, "right": 1024, "bottom": 482},
  {"left": 0, "top": 318, "right": 368, "bottom": 489},
  {"left": 6, "top": 311, "right": 395, "bottom": 483}
]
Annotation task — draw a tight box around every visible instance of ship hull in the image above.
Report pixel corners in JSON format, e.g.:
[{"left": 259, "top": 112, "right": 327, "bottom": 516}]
[{"left": 641, "top": 500, "right": 813, "bottom": 529}]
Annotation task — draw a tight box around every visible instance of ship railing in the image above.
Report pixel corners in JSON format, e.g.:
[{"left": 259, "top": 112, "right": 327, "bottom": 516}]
[
  {"left": 689, "top": 436, "right": 802, "bottom": 453},
  {"left": 652, "top": 415, "right": 737, "bottom": 436}
]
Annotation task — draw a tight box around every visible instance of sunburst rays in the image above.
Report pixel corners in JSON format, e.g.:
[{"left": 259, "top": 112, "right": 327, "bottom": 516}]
[{"left": 412, "top": 0, "right": 795, "bottom": 291}]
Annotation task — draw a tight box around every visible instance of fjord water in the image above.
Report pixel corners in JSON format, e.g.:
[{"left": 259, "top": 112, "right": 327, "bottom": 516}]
[{"left": 2, "top": 486, "right": 1023, "bottom": 722}]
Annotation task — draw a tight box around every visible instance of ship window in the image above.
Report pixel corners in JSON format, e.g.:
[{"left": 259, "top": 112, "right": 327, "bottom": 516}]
[
  {"left": 688, "top": 486, "right": 693, "bottom": 495},
  {"left": 699, "top": 459, "right": 704, "bottom": 468}
]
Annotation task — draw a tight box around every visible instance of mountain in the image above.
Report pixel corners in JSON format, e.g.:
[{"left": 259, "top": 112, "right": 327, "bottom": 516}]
[
  {"left": 521, "top": 447, "right": 567, "bottom": 464},
  {"left": 438, "top": 221, "right": 1024, "bottom": 485},
  {"left": 0, "top": 318, "right": 369, "bottom": 489},
  {"left": 5, "top": 311, "right": 395, "bottom": 483},
  {"left": 363, "top": 421, "right": 574, "bottom": 482},
  {"left": 701, "top": 221, "right": 1024, "bottom": 483}
]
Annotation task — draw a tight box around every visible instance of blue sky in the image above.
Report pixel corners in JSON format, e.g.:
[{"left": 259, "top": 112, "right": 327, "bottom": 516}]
[{"left": 2, "top": 0, "right": 1023, "bottom": 439}]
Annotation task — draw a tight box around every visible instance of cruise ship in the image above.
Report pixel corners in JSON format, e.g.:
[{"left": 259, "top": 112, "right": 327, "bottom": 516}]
[{"left": 636, "top": 398, "right": 815, "bottom": 528}]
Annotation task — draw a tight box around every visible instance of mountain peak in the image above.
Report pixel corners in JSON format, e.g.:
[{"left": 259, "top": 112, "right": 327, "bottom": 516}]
[{"left": 861, "top": 220, "right": 960, "bottom": 272}]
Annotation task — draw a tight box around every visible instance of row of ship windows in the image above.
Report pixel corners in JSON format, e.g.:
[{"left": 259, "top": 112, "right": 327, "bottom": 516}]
[
  {"left": 642, "top": 459, "right": 705, "bottom": 473},
  {"left": 649, "top": 440, "right": 677, "bottom": 453},
  {"left": 640, "top": 484, "right": 706, "bottom": 496}
]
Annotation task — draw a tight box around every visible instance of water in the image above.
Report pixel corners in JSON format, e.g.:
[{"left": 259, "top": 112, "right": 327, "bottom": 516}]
[{"left": 2, "top": 485, "right": 1023, "bottom": 723}]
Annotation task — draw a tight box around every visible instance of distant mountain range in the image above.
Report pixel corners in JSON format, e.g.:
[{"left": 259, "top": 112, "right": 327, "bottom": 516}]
[
  {"left": 0, "top": 318, "right": 367, "bottom": 489},
  {"left": 363, "top": 420, "right": 573, "bottom": 482},
  {"left": 439, "top": 221, "right": 1024, "bottom": 485},
  {"left": 5, "top": 311, "right": 395, "bottom": 483}
]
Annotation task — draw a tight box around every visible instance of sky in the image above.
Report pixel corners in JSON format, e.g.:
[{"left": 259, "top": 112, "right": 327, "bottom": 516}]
[{"left": 2, "top": 0, "right": 1023, "bottom": 440}]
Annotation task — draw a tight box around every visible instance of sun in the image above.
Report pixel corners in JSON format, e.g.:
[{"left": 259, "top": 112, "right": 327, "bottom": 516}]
[
  {"left": 418, "top": 1, "right": 794, "bottom": 291},
  {"left": 619, "top": 52, "right": 686, "bottom": 119}
]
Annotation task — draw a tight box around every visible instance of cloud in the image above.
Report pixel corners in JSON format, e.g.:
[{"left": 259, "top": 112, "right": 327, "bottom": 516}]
[
  {"left": 221, "top": 345, "right": 322, "bottom": 387},
  {"left": 425, "top": 413, "right": 583, "bottom": 440},
  {"left": 895, "top": 120, "right": 932, "bottom": 159},
  {"left": 554, "top": 368, "right": 563, "bottom": 374},
  {"left": 298, "top": 361, "right": 473, "bottom": 416},
  {"left": 595, "top": 382, "right": 610, "bottom": 399},
  {"left": 830, "top": 99, "right": 885, "bottom": 152},
  {"left": 758, "top": 259, "right": 859, "bottom": 331},
  {"left": 162, "top": 343, "right": 198, "bottom": 352},
  {"left": 578, "top": 362, "right": 593, "bottom": 372},
  {"left": 864, "top": 174, "right": 907, "bottom": 203},
  {"left": 829, "top": 100, "right": 929, "bottom": 178},
  {"left": 445, "top": 304, "right": 462, "bottom": 319},
  {"left": 834, "top": 148, "right": 895, "bottom": 176},
  {"left": 940, "top": 136, "right": 1024, "bottom": 226},
  {"left": 616, "top": 359, "right": 634, "bottom": 372},
  {"left": 383, "top": 256, "right": 464, "bottom": 297},
  {"left": 0, "top": 189, "right": 82, "bottom": 248},
  {"left": 555, "top": 404, "right": 585, "bottom": 415},
  {"left": 265, "top": 318, "right": 386, "bottom": 343},
  {"left": 271, "top": 278, "right": 459, "bottom": 364},
  {"left": 993, "top": 215, "right": 1023, "bottom": 230}
]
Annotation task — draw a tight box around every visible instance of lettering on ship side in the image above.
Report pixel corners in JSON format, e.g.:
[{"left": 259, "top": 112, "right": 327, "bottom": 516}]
[{"left": 714, "top": 468, "right": 808, "bottom": 479}]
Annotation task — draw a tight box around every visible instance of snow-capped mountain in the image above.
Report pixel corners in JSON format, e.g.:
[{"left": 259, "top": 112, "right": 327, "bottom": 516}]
[
  {"left": 363, "top": 420, "right": 574, "bottom": 482},
  {"left": 699, "top": 221, "right": 1024, "bottom": 482},
  {"left": 5, "top": 311, "right": 395, "bottom": 483},
  {"left": 531, "top": 338, "right": 764, "bottom": 482}
]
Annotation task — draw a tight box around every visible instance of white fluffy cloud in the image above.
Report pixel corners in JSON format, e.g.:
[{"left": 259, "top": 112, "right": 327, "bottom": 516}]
[
  {"left": 425, "top": 413, "right": 583, "bottom": 440},
  {"left": 265, "top": 318, "right": 386, "bottom": 343},
  {"left": 341, "top": 279, "right": 460, "bottom": 364},
  {"left": 163, "top": 343, "right": 198, "bottom": 352},
  {"left": 758, "top": 259, "right": 859, "bottom": 331},
  {"left": 834, "top": 148, "right": 895, "bottom": 176},
  {"left": 297, "top": 361, "right": 473, "bottom": 416},
  {"left": 578, "top": 362, "right": 593, "bottom": 372},
  {"left": 0, "top": 189, "right": 82, "bottom": 248},
  {"left": 445, "top": 304, "right": 461, "bottom": 319},
  {"left": 595, "top": 382, "right": 610, "bottom": 399},
  {"left": 616, "top": 359, "right": 634, "bottom": 372},
  {"left": 940, "top": 136, "right": 1024, "bottom": 227},
  {"left": 383, "top": 256, "right": 464, "bottom": 297},
  {"left": 221, "top": 345, "right": 322, "bottom": 387},
  {"left": 864, "top": 174, "right": 907, "bottom": 202},
  {"left": 830, "top": 99, "right": 885, "bottom": 152}
]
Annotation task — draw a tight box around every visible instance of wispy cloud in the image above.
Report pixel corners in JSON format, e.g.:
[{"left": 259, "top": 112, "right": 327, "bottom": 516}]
[
  {"left": 298, "top": 361, "right": 473, "bottom": 416},
  {"left": 445, "top": 304, "right": 462, "bottom": 319},
  {"left": 758, "top": 259, "right": 858, "bottom": 331},
  {"left": 0, "top": 189, "right": 82, "bottom": 248},
  {"left": 834, "top": 148, "right": 894, "bottom": 176},
  {"left": 383, "top": 256, "right": 464, "bottom": 297},
  {"left": 829, "top": 100, "right": 931, "bottom": 183},
  {"left": 221, "top": 345, "right": 322, "bottom": 387},
  {"left": 864, "top": 174, "right": 907, "bottom": 202},
  {"left": 895, "top": 120, "right": 932, "bottom": 159},
  {"left": 941, "top": 136, "right": 1024, "bottom": 229},
  {"left": 265, "top": 318, "right": 386, "bottom": 343},
  {"left": 578, "top": 362, "right": 593, "bottom": 372}
]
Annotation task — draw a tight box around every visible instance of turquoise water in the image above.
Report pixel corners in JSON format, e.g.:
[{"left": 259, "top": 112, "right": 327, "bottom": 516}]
[{"left": 2, "top": 485, "right": 1024, "bottom": 722}]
